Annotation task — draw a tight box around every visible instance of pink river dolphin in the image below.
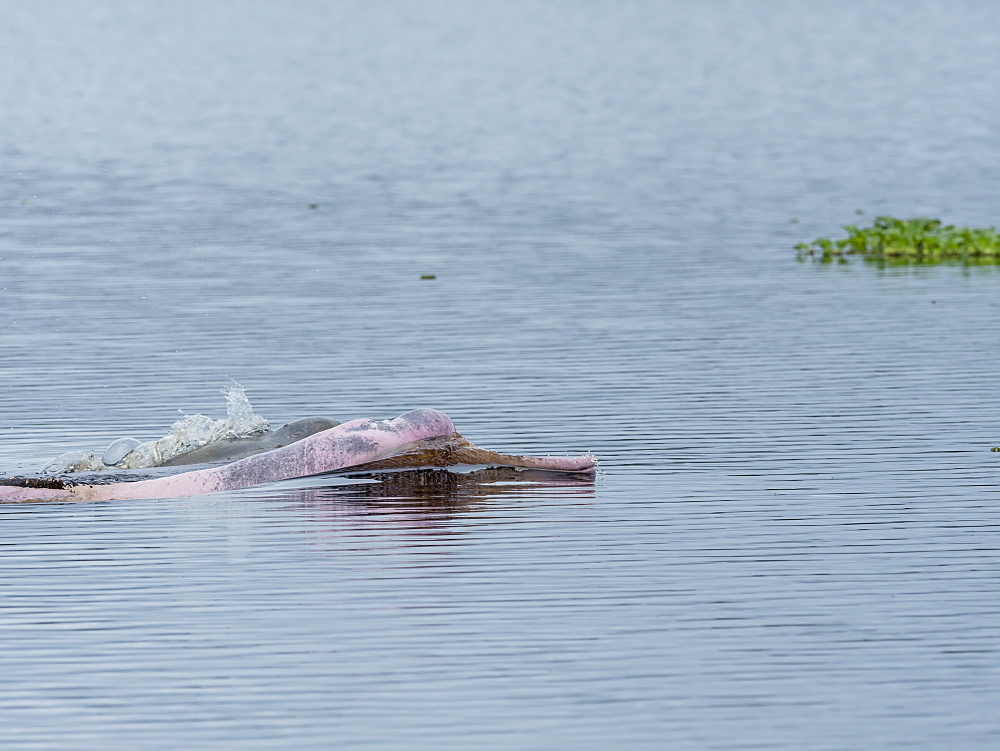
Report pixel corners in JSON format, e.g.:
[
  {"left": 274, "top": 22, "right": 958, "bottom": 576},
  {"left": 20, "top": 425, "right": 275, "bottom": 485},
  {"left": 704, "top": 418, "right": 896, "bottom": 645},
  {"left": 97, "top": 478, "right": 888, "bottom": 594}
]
[{"left": 0, "top": 409, "right": 596, "bottom": 503}]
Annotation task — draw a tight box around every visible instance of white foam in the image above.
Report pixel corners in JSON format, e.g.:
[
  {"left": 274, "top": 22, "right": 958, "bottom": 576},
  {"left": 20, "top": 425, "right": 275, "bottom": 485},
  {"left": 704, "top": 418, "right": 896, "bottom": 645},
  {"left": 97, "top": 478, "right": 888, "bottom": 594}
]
[
  {"left": 41, "top": 450, "right": 105, "bottom": 473},
  {"left": 42, "top": 383, "right": 271, "bottom": 473}
]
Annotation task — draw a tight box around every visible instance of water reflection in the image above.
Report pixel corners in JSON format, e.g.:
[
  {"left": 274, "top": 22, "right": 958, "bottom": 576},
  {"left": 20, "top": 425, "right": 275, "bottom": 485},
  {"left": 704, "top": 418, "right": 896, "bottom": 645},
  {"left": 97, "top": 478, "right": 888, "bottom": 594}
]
[
  {"left": 278, "top": 466, "right": 596, "bottom": 507},
  {"left": 246, "top": 467, "right": 598, "bottom": 548}
]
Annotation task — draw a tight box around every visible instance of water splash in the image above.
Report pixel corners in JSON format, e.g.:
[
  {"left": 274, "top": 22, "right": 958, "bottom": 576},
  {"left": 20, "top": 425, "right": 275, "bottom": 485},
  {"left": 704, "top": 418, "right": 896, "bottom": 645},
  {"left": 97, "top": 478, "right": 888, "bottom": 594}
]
[
  {"left": 42, "top": 384, "right": 270, "bottom": 473},
  {"left": 224, "top": 382, "right": 268, "bottom": 436}
]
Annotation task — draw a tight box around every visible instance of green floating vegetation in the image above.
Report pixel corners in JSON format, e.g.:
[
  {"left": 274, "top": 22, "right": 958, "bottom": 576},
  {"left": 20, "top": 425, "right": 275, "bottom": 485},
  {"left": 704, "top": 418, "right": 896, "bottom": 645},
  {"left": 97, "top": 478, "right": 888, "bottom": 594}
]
[{"left": 795, "top": 217, "right": 1000, "bottom": 264}]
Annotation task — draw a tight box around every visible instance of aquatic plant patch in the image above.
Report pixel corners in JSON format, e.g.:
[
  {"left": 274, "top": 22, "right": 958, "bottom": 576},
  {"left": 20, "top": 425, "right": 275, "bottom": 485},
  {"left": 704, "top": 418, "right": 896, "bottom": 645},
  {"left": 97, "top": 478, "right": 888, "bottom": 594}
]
[{"left": 795, "top": 217, "right": 1000, "bottom": 264}]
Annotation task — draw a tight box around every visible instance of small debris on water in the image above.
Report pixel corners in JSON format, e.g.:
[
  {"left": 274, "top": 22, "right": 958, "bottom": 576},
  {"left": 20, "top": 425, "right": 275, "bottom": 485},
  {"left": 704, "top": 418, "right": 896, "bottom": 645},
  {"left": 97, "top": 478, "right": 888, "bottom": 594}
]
[{"left": 421, "top": 274, "right": 437, "bottom": 280}]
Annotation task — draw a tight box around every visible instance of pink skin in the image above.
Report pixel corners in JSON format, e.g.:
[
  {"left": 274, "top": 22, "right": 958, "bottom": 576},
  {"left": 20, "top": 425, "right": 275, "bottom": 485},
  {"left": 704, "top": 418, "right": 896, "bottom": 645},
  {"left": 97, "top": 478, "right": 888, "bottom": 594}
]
[
  {"left": 0, "top": 409, "right": 596, "bottom": 503},
  {"left": 490, "top": 454, "right": 596, "bottom": 472}
]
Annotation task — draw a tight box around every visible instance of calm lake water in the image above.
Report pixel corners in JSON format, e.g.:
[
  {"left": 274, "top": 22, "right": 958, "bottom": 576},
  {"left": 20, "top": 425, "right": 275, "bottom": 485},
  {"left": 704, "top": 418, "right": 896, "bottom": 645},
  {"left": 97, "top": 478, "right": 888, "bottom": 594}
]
[{"left": 3, "top": 1, "right": 1000, "bottom": 748}]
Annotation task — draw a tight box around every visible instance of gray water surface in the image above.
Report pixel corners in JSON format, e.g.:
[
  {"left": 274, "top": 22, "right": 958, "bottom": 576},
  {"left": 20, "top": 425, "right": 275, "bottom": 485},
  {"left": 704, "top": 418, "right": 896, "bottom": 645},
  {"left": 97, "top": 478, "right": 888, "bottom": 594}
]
[{"left": 2, "top": 1, "right": 1000, "bottom": 748}]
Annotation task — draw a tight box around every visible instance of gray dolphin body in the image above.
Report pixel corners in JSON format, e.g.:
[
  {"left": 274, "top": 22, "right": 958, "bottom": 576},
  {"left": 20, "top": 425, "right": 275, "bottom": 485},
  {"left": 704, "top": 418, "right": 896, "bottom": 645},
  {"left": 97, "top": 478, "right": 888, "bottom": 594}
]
[{"left": 158, "top": 417, "right": 340, "bottom": 466}]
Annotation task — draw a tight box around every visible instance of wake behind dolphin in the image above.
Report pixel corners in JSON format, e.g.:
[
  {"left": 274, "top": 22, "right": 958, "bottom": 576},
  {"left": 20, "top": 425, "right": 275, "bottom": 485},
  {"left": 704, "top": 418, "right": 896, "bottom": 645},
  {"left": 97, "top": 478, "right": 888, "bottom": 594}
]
[{"left": 42, "top": 384, "right": 293, "bottom": 473}]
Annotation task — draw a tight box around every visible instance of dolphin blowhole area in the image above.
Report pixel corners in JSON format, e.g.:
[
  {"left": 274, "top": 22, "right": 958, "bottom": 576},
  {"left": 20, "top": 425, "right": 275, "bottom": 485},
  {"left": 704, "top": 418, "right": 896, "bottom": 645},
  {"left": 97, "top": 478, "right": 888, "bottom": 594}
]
[{"left": 158, "top": 417, "right": 341, "bottom": 467}]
